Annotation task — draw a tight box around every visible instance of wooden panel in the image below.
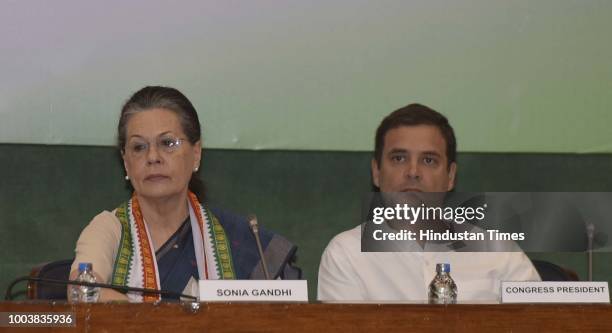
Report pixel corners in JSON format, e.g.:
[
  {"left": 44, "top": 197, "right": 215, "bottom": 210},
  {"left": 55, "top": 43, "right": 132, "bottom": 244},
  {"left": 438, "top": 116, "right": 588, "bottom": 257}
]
[{"left": 1, "top": 302, "right": 612, "bottom": 332}]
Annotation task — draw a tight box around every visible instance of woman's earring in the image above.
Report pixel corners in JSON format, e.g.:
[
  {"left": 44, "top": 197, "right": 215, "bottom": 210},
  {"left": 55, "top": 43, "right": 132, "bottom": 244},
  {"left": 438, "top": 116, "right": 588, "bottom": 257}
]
[
  {"left": 194, "top": 167, "right": 199, "bottom": 172},
  {"left": 125, "top": 175, "right": 130, "bottom": 180}
]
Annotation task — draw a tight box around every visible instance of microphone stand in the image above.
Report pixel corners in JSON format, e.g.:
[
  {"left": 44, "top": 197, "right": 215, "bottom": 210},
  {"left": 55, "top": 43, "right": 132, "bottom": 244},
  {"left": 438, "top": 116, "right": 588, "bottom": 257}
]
[
  {"left": 248, "top": 215, "right": 271, "bottom": 280},
  {"left": 586, "top": 223, "right": 595, "bottom": 281}
]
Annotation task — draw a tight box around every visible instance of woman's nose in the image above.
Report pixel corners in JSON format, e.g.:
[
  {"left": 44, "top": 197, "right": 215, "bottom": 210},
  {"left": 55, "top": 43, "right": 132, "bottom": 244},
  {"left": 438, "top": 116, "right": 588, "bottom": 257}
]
[{"left": 146, "top": 144, "right": 162, "bottom": 165}]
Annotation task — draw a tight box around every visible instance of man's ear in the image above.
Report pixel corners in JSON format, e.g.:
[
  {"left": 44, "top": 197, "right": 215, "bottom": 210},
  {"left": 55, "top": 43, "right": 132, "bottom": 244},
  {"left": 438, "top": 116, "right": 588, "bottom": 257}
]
[
  {"left": 447, "top": 162, "right": 457, "bottom": 191},
  {"left": 371, "top": 158, "right": 381, "bottom": 188}
]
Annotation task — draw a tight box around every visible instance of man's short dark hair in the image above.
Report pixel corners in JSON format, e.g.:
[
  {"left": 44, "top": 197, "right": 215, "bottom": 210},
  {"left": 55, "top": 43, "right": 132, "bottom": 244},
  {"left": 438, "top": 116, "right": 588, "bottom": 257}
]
[{"left": 374, "top": 103, "right": 456, "bottom": 169}]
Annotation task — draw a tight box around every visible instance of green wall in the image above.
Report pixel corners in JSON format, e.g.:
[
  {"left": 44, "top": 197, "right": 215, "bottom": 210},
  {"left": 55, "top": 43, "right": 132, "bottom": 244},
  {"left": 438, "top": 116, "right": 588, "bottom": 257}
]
[
  {"left": 1, "top": 144, "right": 612, "bottom": 300},
  {"left": 2, "top": 1, "right": 612, "bottom": 152}
]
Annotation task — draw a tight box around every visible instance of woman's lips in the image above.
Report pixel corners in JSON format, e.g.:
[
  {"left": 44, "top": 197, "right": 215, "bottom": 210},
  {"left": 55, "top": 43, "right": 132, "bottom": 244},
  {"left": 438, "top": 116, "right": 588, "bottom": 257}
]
[{"left": 145, "top": 174, "right": 169, "bottom": 181}]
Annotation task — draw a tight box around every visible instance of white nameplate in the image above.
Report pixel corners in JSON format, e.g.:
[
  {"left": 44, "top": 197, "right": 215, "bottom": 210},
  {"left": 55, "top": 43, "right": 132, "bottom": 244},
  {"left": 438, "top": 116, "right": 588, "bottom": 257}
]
[
  {"left": 198, "top": 280, "right": 308, "bottom": 302},
  {"left": 501, "top": 281, "right": 610, "bottom": 303}
]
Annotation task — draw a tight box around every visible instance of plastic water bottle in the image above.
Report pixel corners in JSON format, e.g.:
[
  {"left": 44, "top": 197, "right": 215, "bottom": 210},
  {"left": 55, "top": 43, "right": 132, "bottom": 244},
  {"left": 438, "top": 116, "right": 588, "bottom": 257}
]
[
  {"left": 428, "top": 263, "right": 457, "bottom": 304},
  {"left": 69, "top": 263, "right": 100, "bottom": 303}
]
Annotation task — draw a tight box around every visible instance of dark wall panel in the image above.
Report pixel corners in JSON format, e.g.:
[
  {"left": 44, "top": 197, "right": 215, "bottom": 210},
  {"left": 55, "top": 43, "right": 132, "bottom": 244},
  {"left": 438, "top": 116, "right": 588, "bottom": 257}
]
[{"left": 1, "top": 144, "right": 611, "bottom": 300}]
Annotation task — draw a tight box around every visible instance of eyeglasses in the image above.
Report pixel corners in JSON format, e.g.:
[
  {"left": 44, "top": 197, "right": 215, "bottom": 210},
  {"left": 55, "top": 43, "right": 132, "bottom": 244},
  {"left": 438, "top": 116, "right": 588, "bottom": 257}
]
[{"left": 126, "top": 136, "right": 186, "bottom": 157}]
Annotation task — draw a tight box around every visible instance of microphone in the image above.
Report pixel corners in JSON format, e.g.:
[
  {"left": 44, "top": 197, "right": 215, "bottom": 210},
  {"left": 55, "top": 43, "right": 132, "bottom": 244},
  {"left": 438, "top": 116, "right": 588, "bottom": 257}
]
[
  {"left": 586, "top": 223, "right": 595, "bottom": 281},
  {"left": 4, "top": 276, "right": 197, "bottom": 301},
  {"left": 248, "top": 214, "right": 271, "bottom": 280}
]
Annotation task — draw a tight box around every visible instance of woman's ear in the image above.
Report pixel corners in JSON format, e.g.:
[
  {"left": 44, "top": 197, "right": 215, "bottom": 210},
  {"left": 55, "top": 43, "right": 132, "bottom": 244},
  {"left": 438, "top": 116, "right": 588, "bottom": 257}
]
[
  {"left": 121, "top": 150, "right": 130, "bottom": 178},
  {"left": 193, "top": 140, "right": 202, "bottom": 170}
]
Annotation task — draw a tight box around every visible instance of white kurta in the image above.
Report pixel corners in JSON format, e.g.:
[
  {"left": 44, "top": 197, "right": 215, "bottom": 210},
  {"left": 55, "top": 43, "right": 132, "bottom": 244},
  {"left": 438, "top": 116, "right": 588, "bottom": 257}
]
[{"left": 317, "top": 225, "right": 541, "bottom": 302}]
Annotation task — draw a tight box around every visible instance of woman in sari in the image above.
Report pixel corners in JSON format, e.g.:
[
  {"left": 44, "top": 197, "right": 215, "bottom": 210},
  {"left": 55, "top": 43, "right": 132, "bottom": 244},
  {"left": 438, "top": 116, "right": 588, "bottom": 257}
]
[{"left": 69, "top": 86, "right": 300, "bottom": 301}]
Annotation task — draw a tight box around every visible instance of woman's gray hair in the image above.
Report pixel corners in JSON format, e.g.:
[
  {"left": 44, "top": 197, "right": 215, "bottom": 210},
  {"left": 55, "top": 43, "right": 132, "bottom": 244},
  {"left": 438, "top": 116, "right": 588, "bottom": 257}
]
[
  {"left": 118, "top": 86, "right": 201, "bottom": 150},
  {"left": 118, "top": 86, "right": 205, "bottom": 200}
]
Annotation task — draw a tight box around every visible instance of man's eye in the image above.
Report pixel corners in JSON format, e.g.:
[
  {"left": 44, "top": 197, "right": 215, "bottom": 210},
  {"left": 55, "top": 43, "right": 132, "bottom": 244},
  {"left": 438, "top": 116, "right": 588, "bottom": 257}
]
[
  {"left": 423, "top": 157, "right": 436, "bottom": 165},
  {"left": 391, "top": 155, "right": 406, "bottom": 163}
]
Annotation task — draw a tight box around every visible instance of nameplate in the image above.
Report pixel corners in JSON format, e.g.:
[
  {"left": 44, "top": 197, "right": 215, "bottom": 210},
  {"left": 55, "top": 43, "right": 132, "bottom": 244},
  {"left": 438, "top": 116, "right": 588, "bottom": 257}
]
[
  {"left": 198, "top": 280, "right": 308, "bottom": 302},
  {"left": 501, "top": 281, "right": 610, "bottom": 303}
]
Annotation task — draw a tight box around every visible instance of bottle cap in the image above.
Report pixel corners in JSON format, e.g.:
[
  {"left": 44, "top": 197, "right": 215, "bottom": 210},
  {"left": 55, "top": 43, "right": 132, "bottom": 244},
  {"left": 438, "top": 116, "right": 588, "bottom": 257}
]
[
  {"left": 78, "top": 262, "right": 93, "bottom": 272},
  {"left": 436, "top": 263, "right": 450, "bottom": 273}
]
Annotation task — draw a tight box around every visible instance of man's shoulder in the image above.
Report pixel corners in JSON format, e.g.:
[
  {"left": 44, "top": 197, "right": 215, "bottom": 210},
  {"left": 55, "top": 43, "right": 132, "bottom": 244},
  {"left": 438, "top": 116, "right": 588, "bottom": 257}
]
[{"left": 324, "top": 225, "right": 363, "bottom": 257}]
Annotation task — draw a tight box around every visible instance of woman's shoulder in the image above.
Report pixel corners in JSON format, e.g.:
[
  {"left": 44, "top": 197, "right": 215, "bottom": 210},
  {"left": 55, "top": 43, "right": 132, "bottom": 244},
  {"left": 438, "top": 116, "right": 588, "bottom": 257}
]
[
  {"left": 209, "top": 207, "right": 250, "bottom": 233},
  {"left": 208, "top": 206, "right": 279, "bottom": 242},
  {"left": 209, "top": 206, "right": 245, "bottom": 224},
  {"left": 80, "top": 210, "right": 122, "bottom": 239},
  {"left": 90, "top": 210, "right": 121, "bottom": 225}
]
